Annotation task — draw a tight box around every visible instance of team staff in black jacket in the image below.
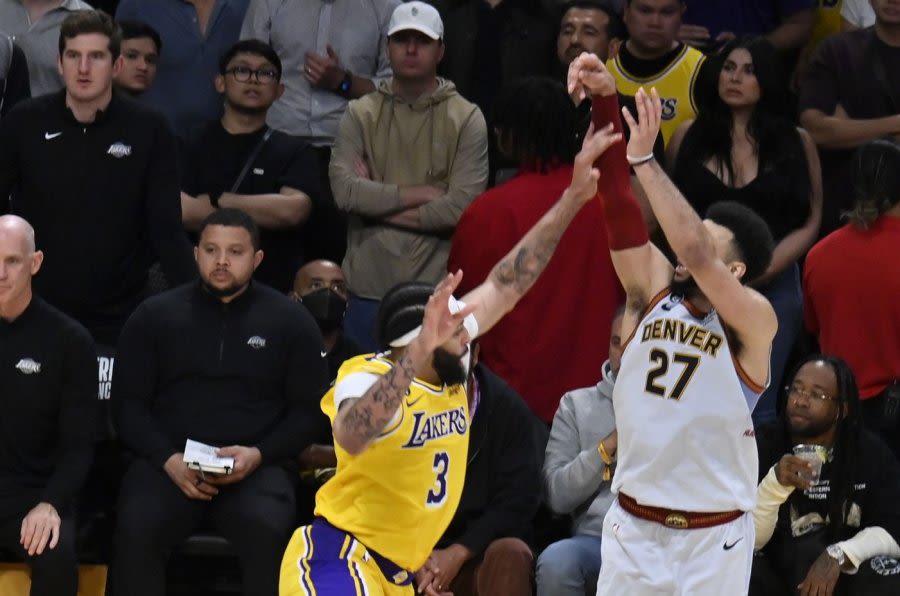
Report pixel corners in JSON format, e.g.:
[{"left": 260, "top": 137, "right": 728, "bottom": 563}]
[
  {"left": 0, "top": 11, "right": 194, "bottom": 345},
  {"left": 111, "top": 209, "right": 329, "bottom": 596},
  {"left": 0, "top": 215, "right": 97, "bottom": 596},
  {"left": 416, "top": 343, "right": 540, "bottom": 596}
]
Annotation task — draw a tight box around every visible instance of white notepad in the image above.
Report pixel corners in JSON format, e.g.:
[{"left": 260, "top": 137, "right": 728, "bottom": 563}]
[{"left": 183, "top": 439, "right": 235, "bottom": 475}]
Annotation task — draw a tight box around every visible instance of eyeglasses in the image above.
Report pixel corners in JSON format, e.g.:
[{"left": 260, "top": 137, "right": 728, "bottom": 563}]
[
  {"left": 785, "top": 384, "right": 837, "bottom": 403},
  {"left": 225, "top": 66, "right": 278, "bottom": 84}
]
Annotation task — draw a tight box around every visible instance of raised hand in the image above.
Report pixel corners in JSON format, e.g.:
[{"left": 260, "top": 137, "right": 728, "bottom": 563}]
[
  {"left": 567, "top": 52, "right": 617, "bottom": 104},
  {"left": 621, "top": 87, "right": 662, "bottom": 162},
  {"left": 569, "top": 122, "right": 622, "bottom": 203},
  {"left": 416, "top": 271, "right": 476, "bottom": 353}
]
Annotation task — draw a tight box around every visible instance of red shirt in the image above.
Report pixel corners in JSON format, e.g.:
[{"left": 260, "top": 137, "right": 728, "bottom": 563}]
[
  {"left": 448, "top": 166, "right": 624, "bottom": 422},
  {"left": 803, "top": 216, "right": 900, "bottom": 399}
]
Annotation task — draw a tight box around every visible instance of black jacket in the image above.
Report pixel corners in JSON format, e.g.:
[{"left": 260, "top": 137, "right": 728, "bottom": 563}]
[
  {"left": 437, "top": 364, "right": 540, "bottom": 557},
  {"left": 0, "top": 297, "right": 97, "bottom": 515},
  {"left": 756, "top": 419, "right": 900, "bottom": 546},
  {"left": 0, "top": 90, "right": 195, "bottom": 343},
  {"left": 113, "top": 282, "right": 330, "bottom": 468}
]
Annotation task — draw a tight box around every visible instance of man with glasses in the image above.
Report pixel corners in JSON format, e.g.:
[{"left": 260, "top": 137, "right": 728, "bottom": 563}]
[
  {"left": 180, "top": 39, "right": 320, "bottom": 293},
  {"left": 751, "top": 355, "right": 900, "bottom": 596}
]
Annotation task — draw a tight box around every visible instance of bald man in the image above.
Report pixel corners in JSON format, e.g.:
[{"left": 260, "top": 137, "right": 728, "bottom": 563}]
[
  {"left": 0, "top": 215, "right": 97, "bottom": 596},
  {"left": 290, "top": 259, "right": 364, "bottom": 380}
]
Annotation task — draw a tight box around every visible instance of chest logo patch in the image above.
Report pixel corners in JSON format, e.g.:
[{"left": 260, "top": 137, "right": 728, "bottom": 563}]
[
  {"left": 247, "top": 335, "right": 267, "bottom": 349},
  {"left": 107, "top": 142, "right": 132, "bottom": 158},
  {"left": 15, "top": 358, "right": 42, "bottom": 374}
]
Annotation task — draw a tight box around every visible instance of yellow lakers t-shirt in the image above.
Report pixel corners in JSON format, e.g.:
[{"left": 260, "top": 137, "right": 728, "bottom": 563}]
[
  {"left": 314, "top": 354, "right": 470, "bottom": 572},
  {"left": 609, "top": 45, "right": 706, "bottom": 145}
]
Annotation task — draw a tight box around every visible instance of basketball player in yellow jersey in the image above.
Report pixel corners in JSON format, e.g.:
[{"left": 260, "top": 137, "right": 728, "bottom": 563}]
[
  {"left": 608, "top": 0, "right": 705, "bottom": 145},
  {"left": 280, "top": 115, "right": 624, "bottom": 596}
]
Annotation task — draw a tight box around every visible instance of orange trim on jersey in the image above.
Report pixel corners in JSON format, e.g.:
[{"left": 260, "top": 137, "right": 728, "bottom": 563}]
[
  {"left": 731, "top": 353, "right": 766, "bottom": 394},
  {"left": 682, "top": 299, "right": 709, "bottom": 320},
  {"left": 621, "top": 288, "right": 671, "bottom": 351}
]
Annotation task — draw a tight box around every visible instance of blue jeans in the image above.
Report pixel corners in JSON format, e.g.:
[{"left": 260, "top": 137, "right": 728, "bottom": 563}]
[
  {"left": 752, "top": 264, "right": 803, "bottom": 425},
  {"left": 342, "top": 295, "right": 381, "bottom": 354},
  {"left": 536, "top": 534, "right": 603, "bottom": 596}
]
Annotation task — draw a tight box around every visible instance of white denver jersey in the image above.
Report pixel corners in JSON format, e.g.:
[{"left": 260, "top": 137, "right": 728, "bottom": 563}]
[{"left": 612, "top": 290, "right": 763, "bottom": 512}]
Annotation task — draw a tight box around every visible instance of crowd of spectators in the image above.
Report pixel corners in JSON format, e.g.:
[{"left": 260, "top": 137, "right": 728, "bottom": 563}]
[{"left": 1, "top": 0, "right": 899, "bottom": 595}]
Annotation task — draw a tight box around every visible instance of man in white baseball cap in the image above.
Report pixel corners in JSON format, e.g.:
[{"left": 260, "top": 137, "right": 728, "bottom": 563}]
[
  {"left": 387, "top": 0, "right": 444, "bottom": 40},
  {"left": 327, "top": 0, "right": 489, "bottom": 353}
]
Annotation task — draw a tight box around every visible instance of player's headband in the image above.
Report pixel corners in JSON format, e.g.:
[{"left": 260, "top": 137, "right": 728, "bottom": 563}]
[{"left": 389, "top": 295, "right": 479, "bottom": 348}]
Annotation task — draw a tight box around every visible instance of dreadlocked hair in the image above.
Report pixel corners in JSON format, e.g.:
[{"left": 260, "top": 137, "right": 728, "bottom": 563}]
[
  {"left": 492, "top": 76, "right": 577, "bottom": 173},
  {"left": 782, "top": 354, "right": 863, "bottom": 541},
  {"left": 844, "top": 139, "right": 900, "bottom": 230}
]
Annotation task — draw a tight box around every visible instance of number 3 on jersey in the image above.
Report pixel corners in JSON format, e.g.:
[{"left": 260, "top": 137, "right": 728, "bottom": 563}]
[
  {"left": 426, "top": 451, "right": 450, "bottom": 507},
  {"left": 645, "top": 349, "right": 700, "bottom": 400}
]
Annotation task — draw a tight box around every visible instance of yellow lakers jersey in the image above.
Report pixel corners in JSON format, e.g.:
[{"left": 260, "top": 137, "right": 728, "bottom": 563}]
[
  {"left": 608, "top": 45, "right": 706, "bottom": 145},
  {"left": 314, "top": 354, "right": 470, "bottom": 572},
  {"left": 807, "top": 0, "right": 843, "bottom": 55}
]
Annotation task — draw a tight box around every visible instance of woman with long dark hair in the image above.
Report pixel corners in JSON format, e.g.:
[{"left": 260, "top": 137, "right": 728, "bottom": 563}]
[{"left": 667, "top": 36, "right": 822, "bottom": 424}]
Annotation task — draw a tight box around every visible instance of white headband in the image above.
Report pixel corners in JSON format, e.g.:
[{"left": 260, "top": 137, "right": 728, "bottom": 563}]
[{"left": 389, "top": 295, "right": 479, "bottom": 348}]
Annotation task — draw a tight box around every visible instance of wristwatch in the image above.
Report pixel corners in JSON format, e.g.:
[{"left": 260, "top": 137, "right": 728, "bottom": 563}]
[
  {"left": 826, "top": 543, "right": 847, "bottom": 567},
  {"left": 336, "top": 70, "right": 353, "bottom": 97}
]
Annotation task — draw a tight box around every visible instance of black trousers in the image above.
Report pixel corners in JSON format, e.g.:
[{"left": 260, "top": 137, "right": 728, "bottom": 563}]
[
  {"left": 111, "top": 458, "right": 297, "bottom": 596},
  {"left": 0, "top": 503, "right": 78, "bottom": 596}
]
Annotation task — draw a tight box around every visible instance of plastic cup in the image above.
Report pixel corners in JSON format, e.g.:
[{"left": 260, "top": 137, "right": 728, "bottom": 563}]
[{"left": 793, "top": 444, "right": 826, "bottom": 484}]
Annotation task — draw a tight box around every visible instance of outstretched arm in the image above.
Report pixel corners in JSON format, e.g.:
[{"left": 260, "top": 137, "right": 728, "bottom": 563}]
[
  {"left": 333, "top": 273, "right": 475, "bottom": 455},
  {"left": 459, "top": 121, "right": 622, "bottom": 336},
  {"left": 624, "top": 88, "right": 777, "bottom": 382},
  {"left": 567, "top": 53, "right": 673, "bottom": 321}
]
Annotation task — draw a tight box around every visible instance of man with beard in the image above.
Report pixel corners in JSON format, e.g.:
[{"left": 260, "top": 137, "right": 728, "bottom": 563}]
[
  {"left": 568, "top": 55, "right": 776, "bottom": 594},
  {"left": 751, "top": 355, "right": 900, "bottom": 596},
  {"left": 290, "top": 259, "right": 363, "bottom": 381},
  {"left": 181, "top": 39, "right": 320, "bottom": 293},
  {"left": 112, "top": 208, "right": 329, "bottom": 596},
  {"left": 279, "top": 109, "right": 622, "bottom": 595}
]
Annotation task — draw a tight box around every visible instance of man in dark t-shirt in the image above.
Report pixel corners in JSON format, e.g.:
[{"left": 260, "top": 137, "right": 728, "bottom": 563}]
[
  {"left": 799, "top": 0, "right": 900, "bottom": 236},
  {"left": 180, "top": 39, "right": 320, "bottom": 292}
]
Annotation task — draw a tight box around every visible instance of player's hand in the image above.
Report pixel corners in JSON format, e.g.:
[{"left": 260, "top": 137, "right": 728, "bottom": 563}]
[
  {"left": 19, "top": 502, "right": 60, "bottom": 556},
  {"left": 621, "top": 87, "right": 662, "bottom": 161},
  {"left": 797, "top": 550, "right": 841, "bottom": 596},
  {"left": 415, "top": 271, "right": 476, "bottom": 353},
  {"left": 163, "top": 452, "right": 219, "bottom": 500},
  {"left": 206, "top": 446, "right": 263, "bottom": 485},
  {"left": 304, "top": 45, "right": 344, "bottom": 90},
  {"left": 774, "top": 454, "right": 817, "bottom": 490},
  {"left": 567, "top": 52, "right": 617, "bottom": 103},
  {"left": 568, "top": 122, "right": 622, "bottom": 204}
]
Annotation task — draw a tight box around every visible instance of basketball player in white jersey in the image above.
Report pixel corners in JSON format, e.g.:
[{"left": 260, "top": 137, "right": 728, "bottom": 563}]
[{"left": 568, "top": 53, "right": 778, "bottom": 595}]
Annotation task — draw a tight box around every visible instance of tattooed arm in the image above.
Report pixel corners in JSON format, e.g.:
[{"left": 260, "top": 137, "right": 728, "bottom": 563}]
[
  {"left": 332, "top": 273, "right": 475, "bottom": 455},
  {"left": 460, "top": 122, "right": 622, "bottom": 337}
]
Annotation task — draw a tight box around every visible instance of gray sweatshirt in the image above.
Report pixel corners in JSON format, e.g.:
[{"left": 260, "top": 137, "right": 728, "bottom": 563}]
[{"left": 543, "top": 361, "right": 617, "bottom": 538}]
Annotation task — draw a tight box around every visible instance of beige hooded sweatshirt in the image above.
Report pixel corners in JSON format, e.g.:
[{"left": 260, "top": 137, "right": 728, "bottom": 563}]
[{"left": 329, "top": 77, "right": 488, "bottom": 299}]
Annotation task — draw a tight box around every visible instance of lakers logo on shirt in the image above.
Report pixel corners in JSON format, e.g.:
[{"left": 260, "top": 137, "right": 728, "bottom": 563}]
[{"left": 402, "top": 406, "right": 467, "bottom": 448}]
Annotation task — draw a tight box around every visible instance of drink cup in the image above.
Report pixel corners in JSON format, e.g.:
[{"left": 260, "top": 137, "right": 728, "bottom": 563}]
[{"left": 793, "top": 444, "right": 825, "bottom": 484}]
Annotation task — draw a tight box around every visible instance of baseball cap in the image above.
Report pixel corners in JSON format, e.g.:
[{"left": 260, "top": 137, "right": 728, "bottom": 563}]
[{"left": 387, "top": 1, "right": 444, "bottom": 41}]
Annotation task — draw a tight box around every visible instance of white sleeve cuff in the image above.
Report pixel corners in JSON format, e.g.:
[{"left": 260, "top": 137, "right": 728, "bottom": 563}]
[
  {"left": 334, "top": 372, "right": 380, "bottom": 410},
  {"left": 837, "top": 527, "right": 900, "bottom": 574}
]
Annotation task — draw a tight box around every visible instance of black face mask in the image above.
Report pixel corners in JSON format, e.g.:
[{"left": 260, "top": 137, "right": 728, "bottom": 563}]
[{"left": 299, "top": 288, "right": 347, "bottom": 334}]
